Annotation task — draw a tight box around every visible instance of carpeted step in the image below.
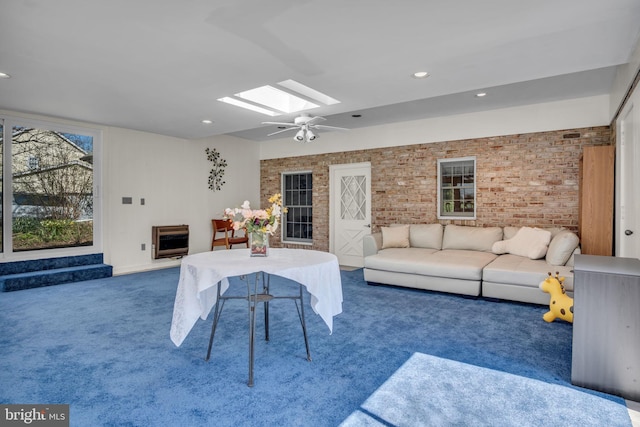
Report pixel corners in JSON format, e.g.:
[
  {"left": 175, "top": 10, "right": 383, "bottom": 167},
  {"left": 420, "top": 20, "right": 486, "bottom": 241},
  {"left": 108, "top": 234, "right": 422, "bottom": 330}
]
[
  {"left": 0, "top": 263, "right": 113, "bottom": 292},
  {"left": 0, "top": 253, "right": 106, "bottom": 276}
]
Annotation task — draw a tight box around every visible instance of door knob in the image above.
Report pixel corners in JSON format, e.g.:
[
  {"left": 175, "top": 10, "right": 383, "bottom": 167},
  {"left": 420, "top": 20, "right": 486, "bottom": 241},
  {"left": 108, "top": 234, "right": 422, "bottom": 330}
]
[
  {"left": 364, "top": 224, "right": 371, "bottom": 228},
  {"left": 625, "top": 230, "right": 634, "bottom": 236}
]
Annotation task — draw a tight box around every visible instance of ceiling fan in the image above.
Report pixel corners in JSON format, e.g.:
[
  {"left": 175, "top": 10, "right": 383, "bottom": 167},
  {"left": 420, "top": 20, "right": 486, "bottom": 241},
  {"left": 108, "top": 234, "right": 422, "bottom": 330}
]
[{"left": 262, "top": 114, "right": 348, "bottom": 142}]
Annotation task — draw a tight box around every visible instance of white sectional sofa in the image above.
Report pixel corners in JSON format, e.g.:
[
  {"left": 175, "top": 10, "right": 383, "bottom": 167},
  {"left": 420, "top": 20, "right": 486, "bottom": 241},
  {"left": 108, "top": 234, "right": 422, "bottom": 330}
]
[{"left": 362, "top": 224, "right": 580, "bottom": 305}]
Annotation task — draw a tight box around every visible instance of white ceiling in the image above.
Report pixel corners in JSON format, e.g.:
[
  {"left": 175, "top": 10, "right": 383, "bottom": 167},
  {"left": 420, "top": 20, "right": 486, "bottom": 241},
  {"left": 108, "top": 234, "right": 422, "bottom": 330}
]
[{"left": 1, "top": 0, "right": 639, "bottom": 141}]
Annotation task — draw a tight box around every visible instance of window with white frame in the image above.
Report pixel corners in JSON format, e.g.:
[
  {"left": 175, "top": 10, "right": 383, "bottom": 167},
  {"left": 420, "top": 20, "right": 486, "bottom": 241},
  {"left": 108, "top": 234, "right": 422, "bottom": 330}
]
[
  {"left": 282, "top": 171, "right": 312, "bottom": 243},
  {"left": 1, "top": 116, "right": 101, "bottom": 255},
  {"left": 437, "top": 157, "right": 476, "bottom": 219}
]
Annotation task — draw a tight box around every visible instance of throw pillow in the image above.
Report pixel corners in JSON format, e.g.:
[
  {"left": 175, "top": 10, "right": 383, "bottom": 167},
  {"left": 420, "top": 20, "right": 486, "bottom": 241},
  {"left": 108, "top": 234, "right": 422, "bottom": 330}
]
[
  {"left": 381, "top": 225, "right": 410, "bottom": 249},
  {"left": 546, "top": 230, "right": 580, "bottom": 266},
  {"left": 491, "top": 226, "right": 551, "bottom": 259}
]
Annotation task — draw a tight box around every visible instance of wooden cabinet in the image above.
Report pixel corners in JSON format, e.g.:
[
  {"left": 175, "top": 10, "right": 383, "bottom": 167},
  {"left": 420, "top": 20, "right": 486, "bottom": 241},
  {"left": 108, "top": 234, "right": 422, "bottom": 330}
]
[
  {"left": 579, "top": 145, "right": 614, "bottom": 255},
  {"left": 572, "top": 254, "right": 640, "bottom": 401}
]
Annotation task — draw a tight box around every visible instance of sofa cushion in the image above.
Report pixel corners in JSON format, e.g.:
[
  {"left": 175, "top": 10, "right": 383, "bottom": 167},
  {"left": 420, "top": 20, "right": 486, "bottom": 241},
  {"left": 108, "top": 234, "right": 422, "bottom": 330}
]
[
  {"left": 546, "top": 230, "right": 580, "bottom": 266},
  {"left": 364, "top": 248, "right": 497, "bottom": 281},
  {"left": 491, "top": 227, "right": 551, "bottom": 259},
  {"left": 381, "top": 225, "right": 410, "bottom": 249},
  {"left": 442, "top": 225, "right": 503, "bottom": 252},
  {"left": 546, "top": 227, "right": 569, "bottom": 238},
  {"left": 483, "top": 254, "right": 574, "bottom": 290},
  {"left": 364, "top": 247, "right": 439, "bottom": 272},
  {"left": 503, "top": 226, "right": 520, "bottom": 240},
  {"left": 565, "top": 246, "right": 581, "bottom": 267},
  {"left": 409, "top": 224, "right": 443, "bottom": 249},
  {"left": 425, "top": 250, "right": 498, "bottom": 280}
]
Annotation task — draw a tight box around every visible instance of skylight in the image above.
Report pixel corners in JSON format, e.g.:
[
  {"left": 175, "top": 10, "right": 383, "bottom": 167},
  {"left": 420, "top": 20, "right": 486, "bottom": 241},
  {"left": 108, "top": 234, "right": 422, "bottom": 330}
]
[
  {"left": 217, "top": 79, "right": 340, "bottom": 116},
  {"left": 236, "top": 85, "right": 319, "bottom": 113},
  {"left": 278, "top": 79, "right": 340, "bottom": 105},
  {"left": 216, "top": 97, "right": 280, "bottom": 116}
]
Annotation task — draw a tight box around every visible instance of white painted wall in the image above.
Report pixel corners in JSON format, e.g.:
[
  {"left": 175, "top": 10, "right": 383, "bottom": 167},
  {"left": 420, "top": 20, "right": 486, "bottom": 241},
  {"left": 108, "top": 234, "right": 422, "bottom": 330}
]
[
  {"left": 259, "top": 95, "right": 611, "bottom": 160},
  {"left": 104, "top": 130, "right": 260, "bottom": 275}
]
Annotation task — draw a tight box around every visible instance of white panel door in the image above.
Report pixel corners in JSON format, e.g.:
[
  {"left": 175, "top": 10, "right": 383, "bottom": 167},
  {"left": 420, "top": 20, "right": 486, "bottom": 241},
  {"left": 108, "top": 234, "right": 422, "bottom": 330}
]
[
  {"left": 618, "top": 89, "right": 640, "bottom": 259},
  {"left": 330, "top": 162, "right": 371, "bottom": 267}
]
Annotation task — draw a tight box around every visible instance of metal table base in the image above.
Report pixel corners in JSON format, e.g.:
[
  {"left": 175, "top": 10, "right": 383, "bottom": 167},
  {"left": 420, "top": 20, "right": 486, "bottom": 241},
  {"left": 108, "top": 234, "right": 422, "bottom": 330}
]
[{"left": 205, "top": 272, "right": 311, "bottom": 387}]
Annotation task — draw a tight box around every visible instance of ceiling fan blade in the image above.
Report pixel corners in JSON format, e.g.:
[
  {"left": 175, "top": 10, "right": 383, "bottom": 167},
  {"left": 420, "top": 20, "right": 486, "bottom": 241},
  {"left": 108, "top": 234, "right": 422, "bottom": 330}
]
[
  {"left": 262, "top": 121, "right": 296, "bottom": 126},
  {"left": 305, "top": 116, "right": 326, "bottom": 126},
  {"left": 267, "top": 127, "right": 298, "bottom": 136},
  {"left": 311, "top": 124, "right": 349, "bottom": 131}
]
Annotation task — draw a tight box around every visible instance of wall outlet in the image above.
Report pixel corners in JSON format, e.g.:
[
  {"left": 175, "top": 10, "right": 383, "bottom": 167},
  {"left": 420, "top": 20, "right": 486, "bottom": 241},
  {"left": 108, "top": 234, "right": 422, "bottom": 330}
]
[
  {"left": 141, "top": 243, "right": 146, "bottom": 251},
  {"left": 122, "top": 197, "right": 132, "bottom": 204},
  {"left": 140, "top": 198, "right": 145, "bottom": 205}
]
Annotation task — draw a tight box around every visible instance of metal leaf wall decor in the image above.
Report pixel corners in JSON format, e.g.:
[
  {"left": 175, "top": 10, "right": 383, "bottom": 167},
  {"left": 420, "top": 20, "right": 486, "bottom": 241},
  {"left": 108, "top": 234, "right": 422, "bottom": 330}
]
[{"left": 206, "top": 147, "right": 227, "bottom": 191}]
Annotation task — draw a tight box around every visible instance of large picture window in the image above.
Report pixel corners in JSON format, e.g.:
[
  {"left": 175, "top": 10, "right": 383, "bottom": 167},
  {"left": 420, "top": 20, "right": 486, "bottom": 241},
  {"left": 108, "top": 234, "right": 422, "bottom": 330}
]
[
  {"left": 1, "top": 116, "right": 101, "bottom": 257},
  {"left": 282, "top": 171, "right": 312, "bottom": 243},
  {"left": 0, "top": 119, "right": 3, "bottom": 251},
  {"left": 437, "top": 157, "right": 476, "bottom": 219}
]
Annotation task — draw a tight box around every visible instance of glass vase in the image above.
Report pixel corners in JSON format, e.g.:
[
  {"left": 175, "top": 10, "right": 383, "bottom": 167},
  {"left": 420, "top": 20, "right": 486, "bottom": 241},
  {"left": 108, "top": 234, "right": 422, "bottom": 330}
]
[{"left": 249, "top": 231, "right": 269, "bottom": 257}]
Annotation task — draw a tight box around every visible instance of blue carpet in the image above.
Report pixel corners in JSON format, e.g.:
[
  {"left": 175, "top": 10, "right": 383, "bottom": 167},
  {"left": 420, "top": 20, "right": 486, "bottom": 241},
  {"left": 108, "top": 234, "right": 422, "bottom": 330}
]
[
  {"left": 340, "top": 353, "right": 629, "bottom": 426},
  {"left": 0, "top": 267, "right": 631, "bottom": 426}
]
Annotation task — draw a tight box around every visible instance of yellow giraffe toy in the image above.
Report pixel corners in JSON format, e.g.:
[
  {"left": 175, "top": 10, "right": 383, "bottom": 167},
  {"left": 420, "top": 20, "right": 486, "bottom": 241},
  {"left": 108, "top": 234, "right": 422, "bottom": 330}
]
[{"left": 539, "top": 272, "right": 574, "bottom": 323}]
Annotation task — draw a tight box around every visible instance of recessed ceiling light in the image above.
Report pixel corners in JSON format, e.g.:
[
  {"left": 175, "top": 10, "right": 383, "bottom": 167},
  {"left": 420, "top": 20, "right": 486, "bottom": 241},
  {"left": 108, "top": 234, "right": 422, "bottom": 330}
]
[
  {"left": 475, "top": 92, "right": 487, "bottom": 97},
  {"left": 412, "top": 71, "right": 429, "bottom": 79},
  {"left": 201, "top": 119, "right": 213, "bottom": 124},
  {"left": 0, "top": 72, "right": 11, "bottom": 79}
]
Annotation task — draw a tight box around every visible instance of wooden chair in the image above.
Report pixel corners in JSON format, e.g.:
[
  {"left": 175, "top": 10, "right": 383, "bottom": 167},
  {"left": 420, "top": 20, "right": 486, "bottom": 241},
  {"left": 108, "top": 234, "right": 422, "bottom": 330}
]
[{"left": 211, "top": 219, "right": 249, "bottom": 250}]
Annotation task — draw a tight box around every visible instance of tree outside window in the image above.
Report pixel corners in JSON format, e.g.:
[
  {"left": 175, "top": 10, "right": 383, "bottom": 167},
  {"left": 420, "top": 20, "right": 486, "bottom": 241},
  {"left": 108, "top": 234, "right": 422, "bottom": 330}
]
[{"left": 10, "top": 127, "right": 94, "bottom": 251}]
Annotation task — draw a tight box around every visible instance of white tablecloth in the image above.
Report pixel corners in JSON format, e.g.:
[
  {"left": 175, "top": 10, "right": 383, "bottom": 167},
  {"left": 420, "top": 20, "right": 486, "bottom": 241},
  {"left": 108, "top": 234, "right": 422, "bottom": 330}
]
[{"left": 170, "top": 248, "right": 343, "bottom": 347}]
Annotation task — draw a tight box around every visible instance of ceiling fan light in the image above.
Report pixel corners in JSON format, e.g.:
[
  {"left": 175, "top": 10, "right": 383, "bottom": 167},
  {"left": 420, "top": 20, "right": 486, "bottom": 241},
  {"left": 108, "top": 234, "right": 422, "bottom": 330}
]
[
  {"left": 306, "top": 130, "right": 317, "bottom": 141},
  {"left": 295, "top": 129, "right": 305, "bottom": 141}
]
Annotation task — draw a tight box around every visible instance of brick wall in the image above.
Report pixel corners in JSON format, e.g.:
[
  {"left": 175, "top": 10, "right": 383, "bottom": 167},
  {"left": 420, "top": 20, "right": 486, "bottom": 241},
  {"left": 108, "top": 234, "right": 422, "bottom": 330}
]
[{"left": 261, "top": 126, "right": 611, "bottom": 252}]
